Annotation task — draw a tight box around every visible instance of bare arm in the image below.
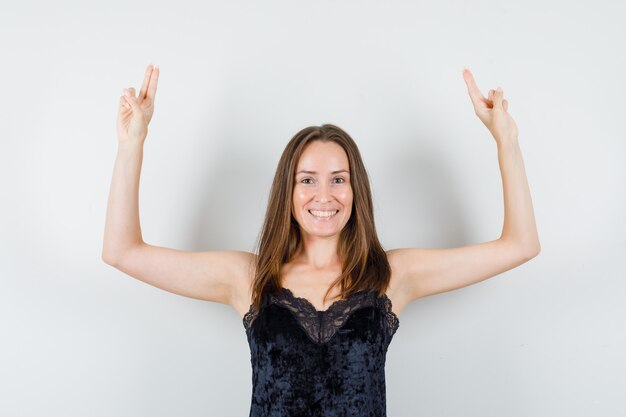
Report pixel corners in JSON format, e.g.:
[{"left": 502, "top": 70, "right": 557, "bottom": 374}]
[
  {"left": 101, "top": 65, "right": 254, "bottom": 312},
  {"left": 101, "top": 142, "right": 144, "bottom": 263},
  {"left": 102, "top": 63, "right": 156, "bottom": 262},
  {"left": 389, "top": 136, "right": 540, "bottom": 304},
  {"left": 497, "top": 138, "right": 540, "bottom": 249},
  {"left": 388, "top": 69, "right": 540, "bottom": 314}
]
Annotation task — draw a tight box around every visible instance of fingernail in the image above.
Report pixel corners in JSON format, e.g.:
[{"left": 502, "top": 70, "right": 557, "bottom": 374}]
[
  {"left": 124, "top": 89, "right": 130, "bottom": 97},
  {"left": 497, "top": 86, "right": 502, "bottom": 92}
]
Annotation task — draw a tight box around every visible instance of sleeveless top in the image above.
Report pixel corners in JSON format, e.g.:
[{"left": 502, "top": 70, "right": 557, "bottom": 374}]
[{"left": 242, "top": 287, "right": 400, "bottom": 417}]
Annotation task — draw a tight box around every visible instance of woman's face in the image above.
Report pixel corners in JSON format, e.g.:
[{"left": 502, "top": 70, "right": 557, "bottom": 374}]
[{"left": 292, "top": 141, "right": 353, "bottom": 238}]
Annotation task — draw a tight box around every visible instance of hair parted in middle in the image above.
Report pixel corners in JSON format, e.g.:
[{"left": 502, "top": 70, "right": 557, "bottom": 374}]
[{"left": 248, "top": 123, "right": 391, "bottom": 313}]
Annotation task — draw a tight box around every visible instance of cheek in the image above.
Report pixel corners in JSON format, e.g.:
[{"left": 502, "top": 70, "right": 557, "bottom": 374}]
[
  {"left": 339, "top": 189, "right": 353, "bottom": 203},
  {"left": 293, "top": 190, "right": 308, "bottom": 202},
  {"left": 292, "top": 190, "right": 310, "bottom": 213}
]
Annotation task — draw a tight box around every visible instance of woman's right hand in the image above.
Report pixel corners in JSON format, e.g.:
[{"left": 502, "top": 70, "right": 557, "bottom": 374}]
[{"left": 116, "top": 64, "right": 160, "bottom": 146}]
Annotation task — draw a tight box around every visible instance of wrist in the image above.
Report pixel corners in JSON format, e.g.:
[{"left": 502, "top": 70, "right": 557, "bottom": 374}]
[
  {"left": 116, "top": 142, "right": 144, "bottom": 160},
  {"left": 495, "top": 135, "right": 519, "bottom": 148},
  {"left": 117, "top": 139, "right": 144, "bottom": 153}
]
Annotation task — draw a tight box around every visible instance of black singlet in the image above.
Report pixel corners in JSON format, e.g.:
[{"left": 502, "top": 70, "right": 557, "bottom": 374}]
[{"left": 243, "top": 287, "right": 400, "bottom": 417}]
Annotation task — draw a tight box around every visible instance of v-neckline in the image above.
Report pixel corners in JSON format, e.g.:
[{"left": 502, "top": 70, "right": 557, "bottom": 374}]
[{"left": 280, "top": 287, "right": 364, "bottom": 314}]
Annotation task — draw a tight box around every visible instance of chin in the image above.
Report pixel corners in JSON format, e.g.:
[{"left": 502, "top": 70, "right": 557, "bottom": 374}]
[{"left": 302, "top": 225, "right": 347, "bottom": 238}]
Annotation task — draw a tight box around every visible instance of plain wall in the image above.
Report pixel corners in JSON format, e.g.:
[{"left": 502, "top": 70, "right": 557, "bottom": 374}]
[{"left": 1, "top": 0, "right": 624, "bottom": 416}]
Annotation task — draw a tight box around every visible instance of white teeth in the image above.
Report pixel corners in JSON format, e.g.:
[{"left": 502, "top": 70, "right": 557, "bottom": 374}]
[{"left": 309, "top": 210, "right": 338, "bottom": 218}]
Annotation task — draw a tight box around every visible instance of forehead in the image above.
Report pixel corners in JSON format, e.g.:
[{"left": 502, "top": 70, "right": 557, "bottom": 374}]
[{"left": 296, "top": 141, "right": 349, "bottom": 171}]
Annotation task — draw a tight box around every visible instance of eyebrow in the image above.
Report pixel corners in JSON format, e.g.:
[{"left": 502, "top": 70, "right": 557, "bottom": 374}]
[{"left": 296, "top": 170, "right": 350, "bottom": 175}]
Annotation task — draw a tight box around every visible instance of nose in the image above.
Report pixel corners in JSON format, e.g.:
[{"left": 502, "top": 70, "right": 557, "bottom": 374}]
[{"left": 316, "top": 180, "right": 331, "bottom": 202}]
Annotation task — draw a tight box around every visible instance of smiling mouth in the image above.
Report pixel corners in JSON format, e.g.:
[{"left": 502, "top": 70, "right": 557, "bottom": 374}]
[{"left": 308, "top": 210, "right": 339, "bottom": 219}]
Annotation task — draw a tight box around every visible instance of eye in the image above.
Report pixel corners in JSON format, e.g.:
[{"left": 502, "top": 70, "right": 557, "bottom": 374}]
[{"left": 299, "top": 177, "right": 346, "bottom": 184}]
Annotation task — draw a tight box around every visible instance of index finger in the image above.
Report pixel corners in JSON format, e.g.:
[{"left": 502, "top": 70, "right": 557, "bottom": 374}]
[
  {"left": 139, "top": 64, "right": 159, "bottom": 101},
  {"left": 462, "top": 68, "right": 485, "bottom": 107}
]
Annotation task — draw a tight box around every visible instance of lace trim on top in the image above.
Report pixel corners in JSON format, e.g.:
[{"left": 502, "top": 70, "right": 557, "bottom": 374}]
[{"left": 243, "top": 287, "right": 400, "bottom": 344}]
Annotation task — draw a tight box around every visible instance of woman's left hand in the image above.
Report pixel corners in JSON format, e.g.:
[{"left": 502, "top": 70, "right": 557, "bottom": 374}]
[{"left": 462, "top": 68, "right": 519, "bottom": 143}]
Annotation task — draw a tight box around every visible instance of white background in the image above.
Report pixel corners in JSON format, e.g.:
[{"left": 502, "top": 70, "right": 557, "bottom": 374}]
[{"left": 1, "top": 0, "right": 624, "bottom": 416}]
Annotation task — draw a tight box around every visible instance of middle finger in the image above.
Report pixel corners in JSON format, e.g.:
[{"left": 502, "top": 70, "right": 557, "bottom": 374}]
[{"left": 146, "top": 66, "right": 159, "bottom": 100}]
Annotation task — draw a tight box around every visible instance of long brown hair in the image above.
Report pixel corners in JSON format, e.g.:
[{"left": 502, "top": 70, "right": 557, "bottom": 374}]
[{"left": 248, "top": 124, "right": 391, "bottom": 312}]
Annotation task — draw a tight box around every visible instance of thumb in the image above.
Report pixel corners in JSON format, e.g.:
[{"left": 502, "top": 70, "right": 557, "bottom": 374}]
[
  {"left": 123, "top": 88, "right": 141, "bottom": 110},
  {"left": 122, "top": 88, "right": 137, "bottom": 107}
]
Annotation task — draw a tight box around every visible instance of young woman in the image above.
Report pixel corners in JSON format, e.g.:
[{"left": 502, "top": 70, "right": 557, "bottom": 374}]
[{"left": 103, "top": 64, "right": 540, "bottom": 417}]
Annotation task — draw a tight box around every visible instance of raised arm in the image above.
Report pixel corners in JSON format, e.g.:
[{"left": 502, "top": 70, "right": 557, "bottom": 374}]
[
  {"left": 102, "top": 63, "right": 157, "bottom": 264},
  {"left": 388, "top": 69, "right": 540, "bottom": 314},
  {"left": 461, "top": 68, "right": 540, "bottom": 250},
  {"left": 101, "top": 65, "right": 255, "bottom": 314}
]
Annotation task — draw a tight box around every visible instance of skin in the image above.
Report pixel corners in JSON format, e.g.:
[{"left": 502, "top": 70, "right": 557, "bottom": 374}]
[{"left": 107, "top": 65, "right": 540, "bottom": 319}]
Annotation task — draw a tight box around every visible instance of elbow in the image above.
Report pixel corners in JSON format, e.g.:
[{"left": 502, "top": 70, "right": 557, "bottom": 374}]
[
  {"left": 101, "top": 250, "right": 119, "bottom": 266},
  {"left": 523, "top": 241, "right": 541, "bottom": 260},
  {"left": 501, "top": 237, "right": 541, "bottom": 261},
  {"left": 102, "top": 242, "right": 143, "bottom": 266}
]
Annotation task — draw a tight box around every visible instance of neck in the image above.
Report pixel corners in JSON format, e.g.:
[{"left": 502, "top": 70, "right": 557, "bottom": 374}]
[{"left": 296, "top": 233, "right": 342, "bottom": 269}]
